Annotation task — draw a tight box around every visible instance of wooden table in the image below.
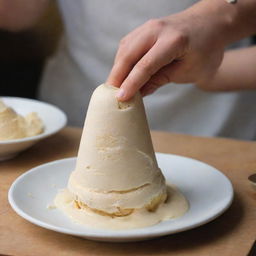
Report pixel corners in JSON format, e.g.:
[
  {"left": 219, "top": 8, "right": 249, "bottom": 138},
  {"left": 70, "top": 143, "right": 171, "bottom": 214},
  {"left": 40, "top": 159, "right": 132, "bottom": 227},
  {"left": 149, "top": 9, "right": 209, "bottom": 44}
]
[{"left": 0, "top": 127, "right": 255, "bottom": 256}]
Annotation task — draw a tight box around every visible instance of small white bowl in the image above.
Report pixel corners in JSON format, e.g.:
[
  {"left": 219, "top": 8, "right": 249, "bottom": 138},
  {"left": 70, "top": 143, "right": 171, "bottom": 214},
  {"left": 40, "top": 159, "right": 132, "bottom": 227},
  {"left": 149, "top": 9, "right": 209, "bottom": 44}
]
[
  {"left": 8, "top": 153, "right": 233, "bottom": 242},
  {"left": 0, "top": 97, "right": 67, "bottom": 161}
]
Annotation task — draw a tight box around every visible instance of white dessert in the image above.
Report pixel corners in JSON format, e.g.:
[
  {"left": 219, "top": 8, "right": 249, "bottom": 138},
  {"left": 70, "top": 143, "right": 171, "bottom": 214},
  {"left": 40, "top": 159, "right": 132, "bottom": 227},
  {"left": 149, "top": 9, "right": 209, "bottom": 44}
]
[
  {"left": 0, "top": 100, "right": 44, "bottom": 140},
  {"left": 55, "top": 84, "right": 188, "bottom": 229}
]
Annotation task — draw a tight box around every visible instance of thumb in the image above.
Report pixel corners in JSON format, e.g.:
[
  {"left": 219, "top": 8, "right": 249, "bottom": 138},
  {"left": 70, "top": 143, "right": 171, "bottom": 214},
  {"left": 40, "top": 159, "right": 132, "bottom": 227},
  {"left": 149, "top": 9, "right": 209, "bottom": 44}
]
[{"left": 140, "top": 65, "right": 174, "bottom": 96}]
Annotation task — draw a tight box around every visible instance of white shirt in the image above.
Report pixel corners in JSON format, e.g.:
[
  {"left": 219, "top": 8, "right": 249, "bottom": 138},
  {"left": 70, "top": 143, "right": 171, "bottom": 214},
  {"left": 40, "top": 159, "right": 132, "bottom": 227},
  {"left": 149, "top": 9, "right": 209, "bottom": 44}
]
[{"left": 39, "top": 0, "right": 256, "bottom": 140}]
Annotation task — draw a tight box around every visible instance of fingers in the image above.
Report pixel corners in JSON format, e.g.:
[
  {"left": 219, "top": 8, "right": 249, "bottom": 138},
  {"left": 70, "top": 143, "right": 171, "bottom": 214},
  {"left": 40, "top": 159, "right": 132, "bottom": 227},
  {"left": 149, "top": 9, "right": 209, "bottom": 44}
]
[
  {"left": 107, "top": 18, "right": 189, "bottom": 101},
  {"left": 140, "top": 82, "right": 159, "bottom": 97},
  {"left": 106, "top": 27, "right": 157, "bottom": 87},
  {"left": 117, "top": 38, "right": 179, "bottom": 101},
  {"left": 140, "top": 61, "right": 181, "bottom": 96}
]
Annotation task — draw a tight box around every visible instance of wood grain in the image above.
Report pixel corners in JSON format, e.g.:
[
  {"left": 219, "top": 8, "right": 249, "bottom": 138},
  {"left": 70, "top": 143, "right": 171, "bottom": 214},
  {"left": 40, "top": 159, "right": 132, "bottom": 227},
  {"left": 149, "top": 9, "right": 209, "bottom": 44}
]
[{"left": 0, "top": 127, "right": 255, "bottom": 256}]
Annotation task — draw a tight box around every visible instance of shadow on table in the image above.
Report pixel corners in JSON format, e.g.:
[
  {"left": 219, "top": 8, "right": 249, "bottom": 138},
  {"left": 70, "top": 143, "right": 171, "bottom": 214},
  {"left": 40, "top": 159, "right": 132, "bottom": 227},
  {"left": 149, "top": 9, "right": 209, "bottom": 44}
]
[
  {"left": 93, "top": 192, "right": 244, "bottom": 254},
  {"left": 1, "top": 130, "right": 245, "bottom": 255}
]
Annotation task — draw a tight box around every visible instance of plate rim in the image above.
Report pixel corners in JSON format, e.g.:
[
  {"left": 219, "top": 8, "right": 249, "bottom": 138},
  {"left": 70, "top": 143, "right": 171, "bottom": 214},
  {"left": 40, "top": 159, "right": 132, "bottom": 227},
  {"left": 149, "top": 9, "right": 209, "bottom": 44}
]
[{"left": 8, "top": 153, "right": 234, "bottom": 240}]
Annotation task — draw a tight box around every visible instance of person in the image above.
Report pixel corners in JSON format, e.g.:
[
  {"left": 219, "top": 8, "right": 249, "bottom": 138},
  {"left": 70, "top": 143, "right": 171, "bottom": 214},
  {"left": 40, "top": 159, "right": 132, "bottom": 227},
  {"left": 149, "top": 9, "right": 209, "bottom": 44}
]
[
  {"left": 1, "top": 0, "right": 256, "bottom": 139},
  {"left": 197, "top": 46, "right": 256, "bottom": 92},
  {"left": 107, "top": 0, "right": 256, "bottom": 101}
]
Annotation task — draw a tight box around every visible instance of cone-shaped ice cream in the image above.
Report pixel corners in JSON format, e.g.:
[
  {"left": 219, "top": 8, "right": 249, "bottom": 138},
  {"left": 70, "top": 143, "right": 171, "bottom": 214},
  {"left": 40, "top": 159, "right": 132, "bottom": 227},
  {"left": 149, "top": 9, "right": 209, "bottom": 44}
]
[
  {"left": 55, "top": 84, "right": 189, "bottom": 229},
  {"left": 68, "top": 84, "right": 167, "bottom": 217}
]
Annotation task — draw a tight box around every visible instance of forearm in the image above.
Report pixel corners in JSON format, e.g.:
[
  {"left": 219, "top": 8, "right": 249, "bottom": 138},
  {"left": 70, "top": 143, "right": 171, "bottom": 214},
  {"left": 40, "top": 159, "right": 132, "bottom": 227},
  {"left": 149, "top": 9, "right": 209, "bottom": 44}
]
[
  {"left": 197, "top": 46, "right": 256, "bottom": 91},
  {"left": 185, "top": 0, "right": 256, "bottom": 46},
  {"left": 0, "top": 0, "right": 49, "bottom": 31}
]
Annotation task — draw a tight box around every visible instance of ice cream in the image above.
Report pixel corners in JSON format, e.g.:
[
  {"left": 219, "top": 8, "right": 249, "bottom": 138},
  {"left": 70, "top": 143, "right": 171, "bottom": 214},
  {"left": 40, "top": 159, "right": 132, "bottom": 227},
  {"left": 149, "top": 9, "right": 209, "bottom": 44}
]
[
  {"left": 55, "top": 84, "right": 188, "bottom": 229},
  {"left": 0, "top": 100, "right": 44, "bottom": 140}
]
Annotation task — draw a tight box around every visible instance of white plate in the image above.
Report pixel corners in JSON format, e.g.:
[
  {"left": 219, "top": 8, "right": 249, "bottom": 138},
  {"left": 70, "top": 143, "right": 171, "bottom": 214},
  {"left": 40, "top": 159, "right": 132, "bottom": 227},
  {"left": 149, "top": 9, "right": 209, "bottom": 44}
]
[
  {"left": 0, "top": 97, "right": 67, "bottom": 161},
  {"left": 8, "top": 153, "right": 233, "bottom": 242}
]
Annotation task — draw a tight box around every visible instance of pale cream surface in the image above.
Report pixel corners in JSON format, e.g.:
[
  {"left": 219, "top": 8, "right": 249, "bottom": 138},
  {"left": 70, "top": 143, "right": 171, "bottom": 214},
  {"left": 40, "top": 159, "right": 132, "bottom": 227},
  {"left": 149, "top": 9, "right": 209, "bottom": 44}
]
[
  {"left": 54, "top": 186, "right": 189, "bottom": 230},
  {"left": 68, "top": 84, "right": 167, "bottom": 214},
  {"left": 0, "top": 100, "right": 44, "bottom": 140},
  {"left": 59, "top": 84, "right": 189, "bottom": 229}
]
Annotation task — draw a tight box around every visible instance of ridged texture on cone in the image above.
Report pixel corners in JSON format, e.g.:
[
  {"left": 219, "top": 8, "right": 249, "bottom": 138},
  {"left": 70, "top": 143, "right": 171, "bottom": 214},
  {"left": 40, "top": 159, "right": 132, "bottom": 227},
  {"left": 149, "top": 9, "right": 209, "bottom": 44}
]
[{"left": 68, "top": 84, "right": 167, "bottom": 216}]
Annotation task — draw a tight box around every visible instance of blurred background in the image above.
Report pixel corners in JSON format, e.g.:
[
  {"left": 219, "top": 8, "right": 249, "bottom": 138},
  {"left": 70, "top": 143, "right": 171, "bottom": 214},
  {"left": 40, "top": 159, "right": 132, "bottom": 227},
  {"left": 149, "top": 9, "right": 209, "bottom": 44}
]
[
  {"left": 0, "top": 1, "right": 62, "bottom": 99},
  {"left": 0, "top": 1, "right": 255, "bottom": 100}
]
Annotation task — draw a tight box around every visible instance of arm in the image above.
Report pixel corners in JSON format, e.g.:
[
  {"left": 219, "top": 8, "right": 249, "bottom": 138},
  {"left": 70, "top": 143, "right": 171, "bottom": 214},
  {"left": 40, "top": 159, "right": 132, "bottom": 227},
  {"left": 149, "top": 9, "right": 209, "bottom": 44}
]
[
  {"left": 197, "top": 46, "right": 256, "bottom": 91},
  {"left": 0, "top": 0, "right": 49, "bottom": 31},
  {"left": 107, "top": 0, "right": 256, "bottom": 101}
]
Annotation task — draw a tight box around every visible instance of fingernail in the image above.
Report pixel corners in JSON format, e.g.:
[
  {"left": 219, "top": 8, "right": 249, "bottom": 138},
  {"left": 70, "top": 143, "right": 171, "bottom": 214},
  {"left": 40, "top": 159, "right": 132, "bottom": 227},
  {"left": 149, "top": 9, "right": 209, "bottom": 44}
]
[{"left": 116, "top": 88, "right": 125, "bottom": 100}]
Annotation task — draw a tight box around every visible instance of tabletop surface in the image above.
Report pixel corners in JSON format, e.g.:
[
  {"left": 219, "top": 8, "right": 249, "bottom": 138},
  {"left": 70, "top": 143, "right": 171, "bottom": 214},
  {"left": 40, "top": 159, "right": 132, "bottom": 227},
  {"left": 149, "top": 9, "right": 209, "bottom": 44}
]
[{"left": 0, "top": 127, "right": 255, "bottom": 256}]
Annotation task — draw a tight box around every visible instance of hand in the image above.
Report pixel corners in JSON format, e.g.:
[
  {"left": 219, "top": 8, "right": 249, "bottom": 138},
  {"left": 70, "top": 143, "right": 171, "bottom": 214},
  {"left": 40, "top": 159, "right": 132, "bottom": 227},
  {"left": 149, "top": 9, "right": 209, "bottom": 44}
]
[
  {"left": 196, "top": 46, "right": 256, "bottom": 91},
  {"left": 107, "top": 10, "right": 225, "bottom": 101}
]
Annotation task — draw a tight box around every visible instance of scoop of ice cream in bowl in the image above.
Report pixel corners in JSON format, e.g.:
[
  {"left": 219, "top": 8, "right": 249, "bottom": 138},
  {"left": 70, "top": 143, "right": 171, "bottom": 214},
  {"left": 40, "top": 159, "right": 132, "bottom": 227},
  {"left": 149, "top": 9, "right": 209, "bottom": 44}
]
[{"left": 0, "top": 97, "right": 67, "bottom": 161}]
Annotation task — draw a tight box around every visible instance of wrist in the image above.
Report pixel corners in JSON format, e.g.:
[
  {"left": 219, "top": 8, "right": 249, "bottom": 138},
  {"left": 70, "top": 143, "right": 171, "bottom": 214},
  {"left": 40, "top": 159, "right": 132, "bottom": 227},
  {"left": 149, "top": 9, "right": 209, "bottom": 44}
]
[{"left": 184, "top": 0, "right": 255, "bottom": 46}]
